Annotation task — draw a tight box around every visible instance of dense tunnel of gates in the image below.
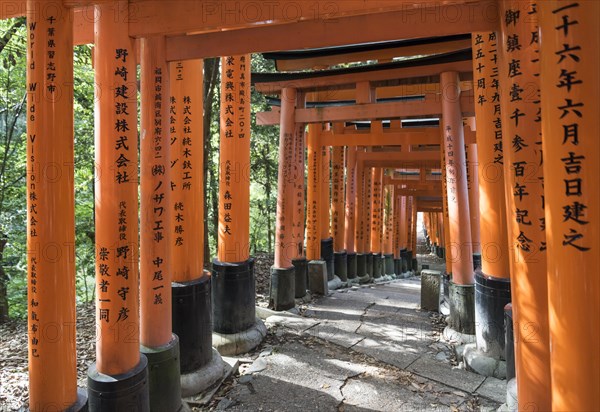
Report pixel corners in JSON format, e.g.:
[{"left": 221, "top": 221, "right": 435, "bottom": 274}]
[{"left": 2, "top": 0, "right": 597, "bottom": 411}]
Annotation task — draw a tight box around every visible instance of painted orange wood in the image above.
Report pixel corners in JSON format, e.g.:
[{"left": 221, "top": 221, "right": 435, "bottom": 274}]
[
  {"left": 540, "top": 2, "right": 600, "bottom": 410},
  {"left": 26, "top": 1, "right": 78, "bottom": 408},
  {"left": 218, "top": 55, "right": 251, "bottom": 263}
]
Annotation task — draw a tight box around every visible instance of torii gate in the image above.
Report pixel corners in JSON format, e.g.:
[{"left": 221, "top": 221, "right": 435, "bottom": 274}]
[{"left": 1, "top": 0, "right": 597, "bottom": 411}]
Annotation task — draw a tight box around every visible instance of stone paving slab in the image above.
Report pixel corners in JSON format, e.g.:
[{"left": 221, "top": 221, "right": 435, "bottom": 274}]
[
  {"left": 476, "top": 376, "right": 507, "bottom": 404},
  {"left": 408, "top": 355, "right": 486, "bottom": 393},
  {"left": 217, "top": 276, "right": 504, "bottom": 411},
  {"left": 304, "top": 321, "right": 365, "bottom": 349},
  {"left": 352, "top": 336, "right": 422, "bottom": 370}
]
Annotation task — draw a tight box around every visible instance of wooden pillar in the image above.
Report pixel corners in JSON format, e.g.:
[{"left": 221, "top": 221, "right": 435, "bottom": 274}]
[
  {"left": 292, "top": 115, "right": 306, "bottom": 259},
  {"left": 344, "top": 146, "right": 357, "bottom": 253},
  {"left": 140, "top": 37, "right": 172, "bottom": 348},
  {"left": 306, "top": 124, "right": 322, "bottom": 260},
  {"left": 354, "top": 147, "right": 366, "bottom": 253},
  {"left": 370, "top": 168, "right": 383, "bottom": 253},
  {"left": 274, "top": 87, "right": 297, "bottom": 269},
  {"left": 471, "top": 32, "right": 510, "bottom": 279},
  {"left": 393, "top": 191, "right": 401, "bottom": 258},
  {"left": 410, "top": 197, "right": 418, "bottom": 255},
  {"left": 331, "top": 145, "right": 345, "bottom": 251},
  {"left": 499, "top": 1, "right": 550, "bottom": 408},
  {"left": 93, "top": 1, "right": 140, "bottom": 376},
  {"left": 320, "top": 145, "right": 331, "bottom": 241},
  {"left": 540, "top": 2, "right": 599, "bottom": 410},
  {"left": 441, "top": 135, "right": 453, "bottom": 273},
  {"left": 218, "top": 55, "right": 250, "bottom": 263},
  {"left": 168, "top": 60, "right": 205, "bottom": 282},
  {"left": 407, "top": 196, "right": 414, "bottom": 252},
  {"left": 383, "top": 183, "right": 394, "bottom": 254},
  {"left": 441, "top": 71, "right": 473, "bottom": 284},
  {"left": 364, "top": 165, "right": 373, "bottom": 252},
  {"left": 26, "top": 2, "right": 79, "bottom": 409},
  {"left": 399, "top": 196, "right": 407, "bottom": 249},
  {"left": 466, "top": 143, "right": 481, "bottom": 254}
]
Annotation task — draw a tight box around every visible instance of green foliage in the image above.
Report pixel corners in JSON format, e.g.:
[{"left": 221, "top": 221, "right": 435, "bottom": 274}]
[
  {"left": 0, "top": 25, "right": 283, "bottom": 318},
  {"left": 0, "top": 21, "right": 97, "bottom": 318}
]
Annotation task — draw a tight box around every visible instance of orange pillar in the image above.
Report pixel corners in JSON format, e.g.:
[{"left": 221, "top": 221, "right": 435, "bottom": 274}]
[
  {"left": 344, "top": 146, "right": 358, "bottom": 280},
  {"left": 274, "top": 87, "right": 297, "bottom": 269},
  {"left": 292, "top": 120, "right": 306, "bottom": 260},
  {"left": 331, "top": 145, "right": 345, "bottom": 252},
  {"left": 217, "top": 55, "right": 250, "bottom": 263},
  {"left": 441, "top": 71, "right": 474, "bottom": 335},
  {"left": 306, "top": 124, "right": 322, "bottom": 261},
  {"left": 441, "top": 71, "right": 473, "bottom": 283},
  {"left": 500, "top": 0, "right": 552, "bottom": 405},
  {"left": 399, "top": 196, "right": 408, "bottom": 250},
  {"left": 354, "top": 147, "right": 365, "bottom": 253},
  {"left": 320, "top": 144, "right": 334, "bottom": 279},
  {"left": 167, "top": 59, "right": 214, "bottom": 390},
  {"left": 93, "top": 1, "right": 141, "bottom": 376},
  {"left": 213, "top": 55, "right": 258, "bottom": 344},
  {"left": 499, "top": 1, "right": 550, "bottom": 408},
  {"left": 26, "top": 2, "right": 81, "bottom": 409},
  {"left": 471, "top": 32, "right": 511, "bottom": 280},
  {"left": 370, "top": 168, "right": 384, "bottom": 253},
  {"left": 407, "top": 195, "right": 415, "bottom": 265},
  {"left": 540, "top": 2, "right": 599, "bottom": 410},
  {"left": 466, "top": 143, "right": 481, "bottom": 256},
  {"left": 364, "top": 166, "right": 373, "bottom": 253},
  {"left": 140, "top": 37, "right": 172, "bottom": 348},
  {"left": 393, "top": 191, "right": 401, "bottom": 259},
  {"left": 169, "top": 60, "right": 205, "bottom": 282},
  {"left": 354, "top": 148, "right": 369, "bottom": 280},
  {"left": 140, "top": 39, "right": 190, "bottom": 410},
  {"left": 383, "top": 184, "right": 394, "bottom": 255},
  {"left": 441, "top": 135, "right": 452, "bottom": 273},
  {"left": 469, "top": 31, "right": 513, "bottom": 367},
  {"left": 320, "top": 146, "right": 331, "bottom": 241},
  {"left": 344, "top": 146, "right": 357, "bottom": 254},
  {"left": 271, "top": 87, "right": 297, "bottom": 310},
  {"left": 410, "top": 196, "right": 418, "bottom": 261}
]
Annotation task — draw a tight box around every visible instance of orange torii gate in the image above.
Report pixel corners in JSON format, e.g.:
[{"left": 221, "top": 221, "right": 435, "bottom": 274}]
[{"left": 7, "top": 0, "right": 599, "bottom": 410}]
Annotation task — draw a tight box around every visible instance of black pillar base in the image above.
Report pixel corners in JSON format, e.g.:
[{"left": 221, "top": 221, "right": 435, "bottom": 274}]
[
  {"left": 356, "top": 253, "right": 367, "bottom": 278},
  {"left": 71, "top": 388, "right": 88, "bottom": 412},
  {"left": 505, "top": 303, "right": 515, "bottom": 382},
  {"left": 384, "top": 254, "right": 395, "bottom": 276},
  {"left": 448, "top": 281, "right": 475, "bottom": 335},
  {"left": 366, "top": 253, "right": 374, "bottom": 280},
  {"left": 475, "top": 272, "right": 511, "bottom": 358},
  {"left": 346, "top": 252, "right": 357, "bottom": 280},
  {"left": 172, "top": 275, "right": 213, "bottom": 373},
  {"left": 334, "top": 251, "right": 348, "bottom": 282},
  {"left": 400, "top": 249, "right": 408, "bottom": 273},
  {"left": 140, "top": 335, "right": 182, "bottom": 412},
  {"left": 321, "top": 238, "right": 334, "bottom": 281},
  {"left": 372, "top": 254, "right": 383, "bottom": 279},
  {"left": 443, "top": 272, "right": 451, "bottom": 299},
  {"left": 473, "top": 253, "right": 482, "bottom": 271},
  {"left": 270, "top": 266, "right": 296, "bottom": 311},
  {"left": 394, "top": 258, "right": 401, "bottom": 277},
  {"left": 212, "top": 258, "right": 255, "bottom": 335},
  {"left": 292, "top": 257, "right": 308, "bottom": 298},
  {"left": 87, "top": 356, "right": 149, "bottom": 411}
]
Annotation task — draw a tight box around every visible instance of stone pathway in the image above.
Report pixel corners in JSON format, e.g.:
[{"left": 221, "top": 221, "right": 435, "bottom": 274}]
[{"left": 210, "top": 263, "right": 505, "bottom": 412}]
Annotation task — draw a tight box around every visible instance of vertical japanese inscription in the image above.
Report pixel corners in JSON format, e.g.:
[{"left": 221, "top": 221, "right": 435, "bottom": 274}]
[{"left": 219, "top": 55, "right": 251, "bottom": 262}]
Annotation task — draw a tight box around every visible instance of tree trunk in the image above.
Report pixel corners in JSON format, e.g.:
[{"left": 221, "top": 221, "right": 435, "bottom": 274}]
[
  {"left": 203, "top": 58, "right": 219, "bottom": 264},
  {"left": 0, "top": 236, "right": 9, "bottom": 322}
]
